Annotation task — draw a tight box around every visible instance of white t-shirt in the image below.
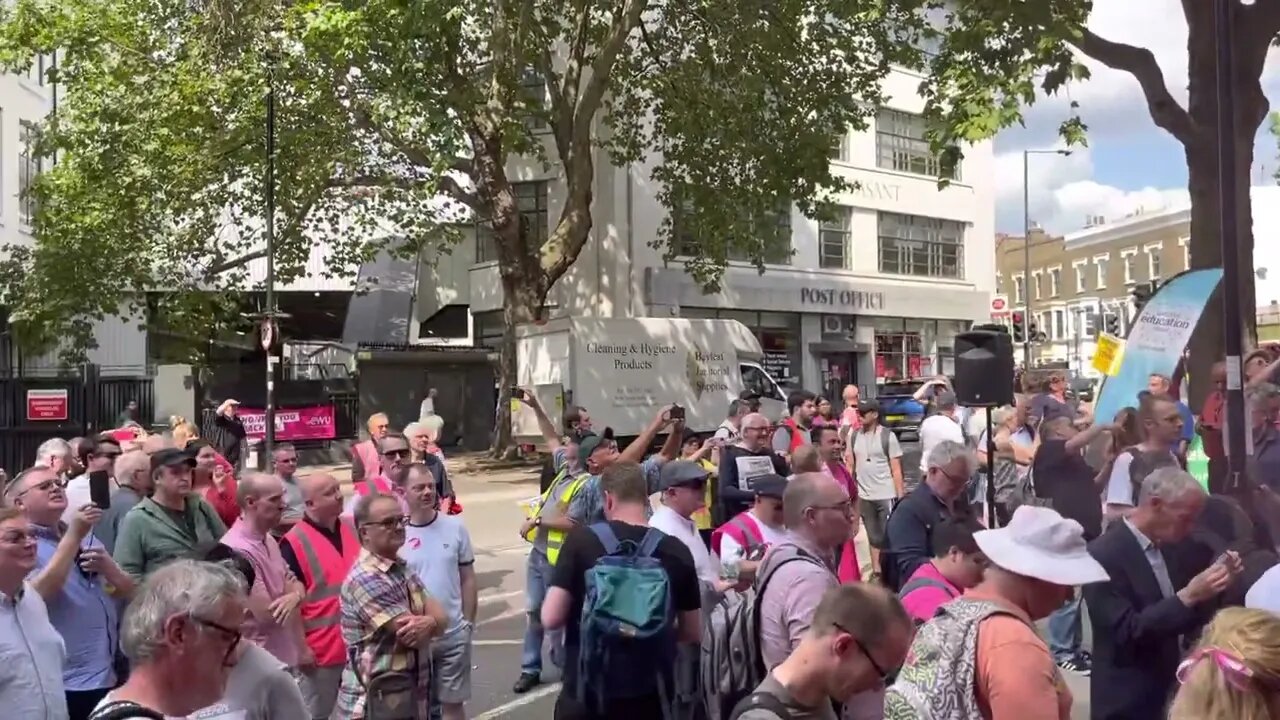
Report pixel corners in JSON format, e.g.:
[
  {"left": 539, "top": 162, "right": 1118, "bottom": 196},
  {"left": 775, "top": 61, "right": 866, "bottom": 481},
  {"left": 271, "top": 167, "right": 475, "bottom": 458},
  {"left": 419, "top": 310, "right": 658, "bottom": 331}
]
[
  {"left": 95, "top": 644, "right": 308, "bottom": 720},
  {"left": 1104, "top": 448, "right": 1178, "bottom": 508},
  {"left": 1247, "top": 565, "right": 1280, "bottom": 613},
  {"left": 918, "top": 414, "right": 965, "bottom": 474},
  {"left": 62, "top": 473, "right": 120, "bottom": 524},
  {"left": 851, "top": 427, "right": 903, "bottom": 501},
  {"left": 650, "top": 505, "right": 720, "bottom": 584},
  {"left": 717, "top": 517, "right": 786, "bottom": 564},
  {"left": 399, "top": 513, "right": 475, "bottom": 632}
]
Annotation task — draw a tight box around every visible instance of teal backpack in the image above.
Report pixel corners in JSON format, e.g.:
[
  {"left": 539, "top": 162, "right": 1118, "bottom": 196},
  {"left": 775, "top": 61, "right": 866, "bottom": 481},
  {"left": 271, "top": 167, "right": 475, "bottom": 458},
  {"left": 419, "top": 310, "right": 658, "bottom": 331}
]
[{"left": 574, "top": 523, "right": 678, "bottom": 717}]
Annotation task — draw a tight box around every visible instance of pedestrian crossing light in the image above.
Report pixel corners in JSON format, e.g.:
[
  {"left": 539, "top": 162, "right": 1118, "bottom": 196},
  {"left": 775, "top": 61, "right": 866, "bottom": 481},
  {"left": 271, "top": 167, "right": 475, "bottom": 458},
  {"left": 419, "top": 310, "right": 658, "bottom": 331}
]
[
  {"left": 1132, "top": 280, "right": 1158, "bottom": 314},
  {"left": 1011, "top": 312, "right": 1025, "bottom": 343},
  {"left": 1105, "top": 315, "right": 1119, "bottom": 335}
]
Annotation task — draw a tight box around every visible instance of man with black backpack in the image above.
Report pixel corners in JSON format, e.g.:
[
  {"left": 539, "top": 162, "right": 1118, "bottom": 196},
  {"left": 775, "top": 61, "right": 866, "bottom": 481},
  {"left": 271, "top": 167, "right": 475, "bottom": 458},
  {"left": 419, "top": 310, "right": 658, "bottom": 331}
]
[
  {"left": 1103, "top": 395, "right": 1183, "bottom": 521},
  {"left": 731, "top": 585, "right": 912, "bottom": 720},
  {"left": 541, "top": 460, "right": 703, "bottom": 720}
]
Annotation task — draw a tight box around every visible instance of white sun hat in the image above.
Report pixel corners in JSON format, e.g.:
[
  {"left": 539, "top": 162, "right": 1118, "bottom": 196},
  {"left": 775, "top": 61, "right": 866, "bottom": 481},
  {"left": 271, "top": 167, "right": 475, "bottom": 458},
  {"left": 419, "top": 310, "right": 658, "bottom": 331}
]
[{"left": 974, "top": 505, "right": 1110, "bottom": 586}]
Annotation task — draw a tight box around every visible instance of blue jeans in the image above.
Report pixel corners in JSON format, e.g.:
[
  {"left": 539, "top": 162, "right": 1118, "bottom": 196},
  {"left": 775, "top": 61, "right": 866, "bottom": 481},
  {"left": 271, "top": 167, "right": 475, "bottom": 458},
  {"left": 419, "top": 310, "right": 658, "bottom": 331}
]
[
  {"left": 1047, "top": 591, "right": 1083, "bottom": 662},
  {"left": 521, "top": 548, "right": 564, "bottom": 675}
]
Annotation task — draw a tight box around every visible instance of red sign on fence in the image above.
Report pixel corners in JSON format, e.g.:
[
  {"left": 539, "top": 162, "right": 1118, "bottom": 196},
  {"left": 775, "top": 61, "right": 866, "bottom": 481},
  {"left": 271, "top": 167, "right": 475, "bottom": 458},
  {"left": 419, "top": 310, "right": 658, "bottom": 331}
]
[
  {"left": 239, "top": 405, "right": 337, "bottom": 441},
  {"left": 27, "top": 389, "right": 69, "bottom": 421}
]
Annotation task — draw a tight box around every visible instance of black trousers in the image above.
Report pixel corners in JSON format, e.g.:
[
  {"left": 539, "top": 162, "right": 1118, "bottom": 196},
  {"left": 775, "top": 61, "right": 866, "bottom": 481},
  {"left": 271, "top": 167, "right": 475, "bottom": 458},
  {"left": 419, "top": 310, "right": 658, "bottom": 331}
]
[{"left": 67, "top": 688, "right": 112, "bottom": 720}]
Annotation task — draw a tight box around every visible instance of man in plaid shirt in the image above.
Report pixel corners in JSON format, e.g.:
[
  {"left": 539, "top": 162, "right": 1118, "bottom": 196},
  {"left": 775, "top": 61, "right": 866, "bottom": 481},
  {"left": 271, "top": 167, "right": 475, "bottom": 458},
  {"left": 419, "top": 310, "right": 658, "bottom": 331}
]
[{"left": 337, "top": 493, "right": 448, "bottom": 719}]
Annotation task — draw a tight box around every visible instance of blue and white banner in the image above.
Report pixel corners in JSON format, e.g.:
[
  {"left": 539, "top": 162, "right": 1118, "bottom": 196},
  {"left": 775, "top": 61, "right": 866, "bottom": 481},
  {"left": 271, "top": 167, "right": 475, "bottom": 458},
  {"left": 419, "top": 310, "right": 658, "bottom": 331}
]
[{"left": 1093, "top": 268, "right": 1223, "bottom": 423}]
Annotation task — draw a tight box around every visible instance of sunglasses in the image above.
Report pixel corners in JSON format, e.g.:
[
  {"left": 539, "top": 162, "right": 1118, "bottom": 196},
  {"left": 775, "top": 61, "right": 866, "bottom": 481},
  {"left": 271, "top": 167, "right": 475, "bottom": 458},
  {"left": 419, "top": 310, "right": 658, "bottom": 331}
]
[
  {"left": 836, "top": 623, "right": 900, "bottom": 685},
  {"left": 366, "top": 515, "right": 409, "bottom": 529},
  {"left": 15, "top": 478, "right": 63, "bottom": 499},
  {"left": 382, "top": 448, "right": 411, "bottom": 458}
]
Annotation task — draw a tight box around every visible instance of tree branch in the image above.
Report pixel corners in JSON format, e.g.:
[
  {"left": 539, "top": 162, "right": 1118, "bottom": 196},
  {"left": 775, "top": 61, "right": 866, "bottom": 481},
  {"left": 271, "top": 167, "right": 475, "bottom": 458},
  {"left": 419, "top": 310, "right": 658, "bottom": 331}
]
[
  {"left": 328, "top": 174, "right": 432, "bottom": 190},
  {"left": 202, "top": 188, "right": 325, "bottom": 279},
  {"left": 350, "top": 106, "right": 439, "bottom": 171},
  {"left": 575, "top": 0, "right": 647, "bottom": 135},
  {"left": 1072, "top": 28, "right": 1197, "bottom": 145},
  {"left": 439, "top": 175, "right": 479, "bottom": 208}
]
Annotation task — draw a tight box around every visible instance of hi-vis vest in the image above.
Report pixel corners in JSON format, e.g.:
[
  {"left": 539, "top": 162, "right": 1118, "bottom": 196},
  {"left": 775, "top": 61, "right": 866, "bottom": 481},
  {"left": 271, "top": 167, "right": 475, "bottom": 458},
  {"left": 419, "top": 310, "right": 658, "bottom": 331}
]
[
  {"left": 524, "top": 467, "right": 588, "bottom": 565},
  {"left": 282, "top": 519, "right": 360, "bottom": 667}
]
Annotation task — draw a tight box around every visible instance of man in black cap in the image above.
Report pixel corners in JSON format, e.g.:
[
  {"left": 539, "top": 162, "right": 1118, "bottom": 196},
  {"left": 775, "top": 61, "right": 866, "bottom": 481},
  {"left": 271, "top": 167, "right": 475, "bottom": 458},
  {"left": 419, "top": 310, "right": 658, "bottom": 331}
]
[
  {"left": 711, "top": 474, "right": 787, "bottom": 574},
  {"left": 850, "top": 399, "right": 904, "bottom": 575},
  {"left": 651, "top": 460, "right": 739, "bottom": 590},
  {"left": 112, "top": 448, "right": 227, "bottom": 580}
]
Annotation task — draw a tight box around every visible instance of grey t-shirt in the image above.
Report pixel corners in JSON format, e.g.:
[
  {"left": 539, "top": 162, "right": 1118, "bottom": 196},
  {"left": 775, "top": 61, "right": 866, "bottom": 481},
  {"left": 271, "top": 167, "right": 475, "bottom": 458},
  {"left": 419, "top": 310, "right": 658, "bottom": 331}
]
[
  {"left": 851, "top": 426, "right": 903, "bottom": 502},
  {"left": 735, "top": 673, "right": 838, "bottom": 720},
  {"left": 96, "top": 643, "right": 309, "bottom": 720},
  {"left": 772, "top": 425, "right": 811, "bottom": 454}
]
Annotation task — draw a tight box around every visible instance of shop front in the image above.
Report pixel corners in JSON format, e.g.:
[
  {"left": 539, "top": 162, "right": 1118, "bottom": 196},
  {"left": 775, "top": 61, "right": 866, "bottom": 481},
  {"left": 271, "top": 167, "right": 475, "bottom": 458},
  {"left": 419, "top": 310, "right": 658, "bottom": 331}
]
[{"left": 646, "top": 267, "right": 988, "bottom": 395}]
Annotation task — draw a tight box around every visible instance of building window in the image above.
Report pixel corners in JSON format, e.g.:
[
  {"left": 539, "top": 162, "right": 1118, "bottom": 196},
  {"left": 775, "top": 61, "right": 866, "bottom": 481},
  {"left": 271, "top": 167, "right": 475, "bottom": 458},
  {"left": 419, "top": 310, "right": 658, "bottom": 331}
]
[
  {"left": 19, "top": 121, "right": 40, "bottom": 227},
  {"left": 1014, "top": 275, "right": 1025, "bottom": 304},
  {"left": 675, "top": 201, "right": 792, "bottom": 265},
  {"left": 520, "top": 68, "right": 547, "bottom": 129},
  {"left": 874, "top": 109, "right": 957, "bottom": 180},
  {"left": 819, "top": 206, "right": 852, "bottom": 269},
  {"left": 830, "top": 130, "right": 849, "bottom": 163},
  {"left": 1072, "top": 260, "right": 1088, "bottom": 293},
  {"left": 1049, "top": 267, "right": 1061, "bottom": 297},
  {"left": 877, "top": 212, "right": 964, "bottom": 279},
  {"left": 1053, "top": 310, "right": 1065, "bottom": 340},
  {"left": 475, "top": 181, "right": 548, "bottom": 264},
  {"left": 1095, "top": 255, "right": 1109, "bottom": 289},
  {"left": 1121, "top": 248, "right": 1138, "bottom": 285},
  {"left": 1032, "top": 271, "right": 1043, "bottom": 300},
  {"left": 1179, "top": 236, "right": 1190, "bottom": 269},
  {"left": 1146, "top": 244, "right": 1162, "bottom": 280}
]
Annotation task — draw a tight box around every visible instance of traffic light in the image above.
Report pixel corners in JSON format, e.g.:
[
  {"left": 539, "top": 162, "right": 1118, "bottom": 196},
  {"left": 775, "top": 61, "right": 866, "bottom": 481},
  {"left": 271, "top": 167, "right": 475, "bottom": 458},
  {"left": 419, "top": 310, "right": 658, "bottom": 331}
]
[
  {"left": 1131, "top": 280, "right": 1158, "bottom": 314},
  {"left": 1030, "top": 322, "right": 1047, "bottom": 343},
  {"left": 1011, "top": 312, "right": 1025, "bottom": 342},
  {"left": 1104, "top": 314, "right": 1119, "bottom": 335}
]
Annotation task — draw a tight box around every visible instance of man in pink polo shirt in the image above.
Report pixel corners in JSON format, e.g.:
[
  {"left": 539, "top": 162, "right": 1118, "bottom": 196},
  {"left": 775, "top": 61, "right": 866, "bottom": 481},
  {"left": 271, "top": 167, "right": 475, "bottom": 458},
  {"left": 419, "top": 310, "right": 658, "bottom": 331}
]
[
  {"left": 898, "top": 515, "right": 987, "bottom": 624},
  {"left": 343, "top": 434, "right": 412, "bottom": 518},
  {"left": 222, "top": 472, "right": 309, "bottom": 668}
]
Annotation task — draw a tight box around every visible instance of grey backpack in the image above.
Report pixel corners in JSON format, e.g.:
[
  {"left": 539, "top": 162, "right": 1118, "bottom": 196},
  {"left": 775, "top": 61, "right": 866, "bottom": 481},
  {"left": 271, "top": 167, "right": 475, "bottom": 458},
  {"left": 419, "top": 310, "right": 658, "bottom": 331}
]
[
  {"left": 884, "top": 598, "right": 1038, "bottom": 720},
  {"left": 701, "top": 546, "right": 824, "bottom": 720}
]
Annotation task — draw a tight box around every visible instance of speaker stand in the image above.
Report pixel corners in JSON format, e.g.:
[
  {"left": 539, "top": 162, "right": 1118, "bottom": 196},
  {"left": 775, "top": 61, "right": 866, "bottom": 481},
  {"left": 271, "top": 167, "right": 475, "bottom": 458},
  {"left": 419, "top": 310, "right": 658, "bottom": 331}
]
[{"left": 984, "top": 409, "right": 998, "bottom": 528}]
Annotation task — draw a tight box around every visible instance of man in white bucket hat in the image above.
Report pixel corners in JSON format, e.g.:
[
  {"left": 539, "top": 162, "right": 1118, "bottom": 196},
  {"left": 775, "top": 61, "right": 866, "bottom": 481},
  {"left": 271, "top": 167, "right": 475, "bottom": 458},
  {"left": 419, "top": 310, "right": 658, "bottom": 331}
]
[{"left": 885, "top": 505, "right": 1109, "bottom": 719}]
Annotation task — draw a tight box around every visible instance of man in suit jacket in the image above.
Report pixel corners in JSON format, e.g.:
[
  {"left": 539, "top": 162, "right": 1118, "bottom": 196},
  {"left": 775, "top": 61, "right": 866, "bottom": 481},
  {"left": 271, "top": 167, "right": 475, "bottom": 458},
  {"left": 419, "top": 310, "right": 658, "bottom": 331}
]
[{"left": 1084, "top": 467, "right": 1243, "bottom": 720}]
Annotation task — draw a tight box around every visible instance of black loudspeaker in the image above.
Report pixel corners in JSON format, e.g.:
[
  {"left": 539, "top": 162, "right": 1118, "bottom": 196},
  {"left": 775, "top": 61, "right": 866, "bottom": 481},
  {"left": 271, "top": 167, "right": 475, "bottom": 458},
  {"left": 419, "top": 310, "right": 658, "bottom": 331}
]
[{"left": 953, "top": 330, "right": 1014, "bottom": 407}]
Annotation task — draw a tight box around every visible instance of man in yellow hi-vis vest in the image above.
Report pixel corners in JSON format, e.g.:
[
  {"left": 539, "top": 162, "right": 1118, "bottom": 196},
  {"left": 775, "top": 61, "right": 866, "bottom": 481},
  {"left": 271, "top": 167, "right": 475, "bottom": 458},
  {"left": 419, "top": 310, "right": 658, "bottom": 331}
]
[{"left": 511, "top": 388, "right": 592, "bottom": 695}]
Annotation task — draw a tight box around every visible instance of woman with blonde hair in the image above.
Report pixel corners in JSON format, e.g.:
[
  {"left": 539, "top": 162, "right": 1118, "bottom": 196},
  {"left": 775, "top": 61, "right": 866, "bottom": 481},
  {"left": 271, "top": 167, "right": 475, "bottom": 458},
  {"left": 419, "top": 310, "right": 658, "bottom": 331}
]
[
  {"left": 1169, "top": 607, "right": 1280, "bottom": 720},
  {"left": 170, "top": 415, "right": 200, "bottom": 449}
]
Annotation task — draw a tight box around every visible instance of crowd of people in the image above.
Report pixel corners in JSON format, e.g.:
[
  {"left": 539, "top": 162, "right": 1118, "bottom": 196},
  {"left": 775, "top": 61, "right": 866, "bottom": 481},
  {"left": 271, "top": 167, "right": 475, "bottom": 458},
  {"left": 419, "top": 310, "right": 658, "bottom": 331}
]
[{"left": 10, "top": 364, "right": 1280, "bottom": 720}]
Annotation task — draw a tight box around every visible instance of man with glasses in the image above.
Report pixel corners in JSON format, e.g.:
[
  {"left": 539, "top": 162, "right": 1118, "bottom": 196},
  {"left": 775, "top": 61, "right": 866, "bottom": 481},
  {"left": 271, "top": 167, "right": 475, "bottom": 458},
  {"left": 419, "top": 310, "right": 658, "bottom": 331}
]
[
  {"left": 733, "top": 585, "right": 912, "bottom": 720},
  {"left": 91, "top": 559, "right": 249, "bottom": 718},
  {"left": 337, "top": 493, "right": 448, "bottom": 720},
  {"left": 63, "top": 435, "right": 122, "bottom": 525},
  {"left": 345, "top": 434, "right": 413, "bottom": 518},
  {"left": 756, "top": 472, "right": 888, "bottom": 719},
  {"left": 0, "top": 506, "right": 72, "bottom": 719},
  {"left": 885, "top": 440, "right": 974, "bottom": 590},
  {"left": 8, "top": 466, "right": 135, "bottom": 720},
  {"left": 271, "top": 443, "right": 305, "bottom": 532},
  {"left": 717, "top": 412, "right": 790, "bottom": 523}
]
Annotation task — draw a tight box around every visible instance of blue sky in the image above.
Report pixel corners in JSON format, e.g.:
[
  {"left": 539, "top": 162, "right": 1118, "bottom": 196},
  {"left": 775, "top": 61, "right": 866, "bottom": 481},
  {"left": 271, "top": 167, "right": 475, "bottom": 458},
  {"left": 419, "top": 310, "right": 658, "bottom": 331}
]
[{"left": 992, "top": 0, "right": 1280, "bottom": 236}]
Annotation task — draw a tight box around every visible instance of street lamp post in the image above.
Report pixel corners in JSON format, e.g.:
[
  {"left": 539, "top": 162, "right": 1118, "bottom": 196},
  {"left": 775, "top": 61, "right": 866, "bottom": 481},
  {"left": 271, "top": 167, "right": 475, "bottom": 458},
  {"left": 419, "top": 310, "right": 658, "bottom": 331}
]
[
  {"left": 1215, "top": 0, "right": 1247, "bottom": 492},
  {"left": 263, "top": 46, "right": 278, "bottom": 459},
  {"left": 1022, "top": 149, "right": 1073, "bottom": 369}
]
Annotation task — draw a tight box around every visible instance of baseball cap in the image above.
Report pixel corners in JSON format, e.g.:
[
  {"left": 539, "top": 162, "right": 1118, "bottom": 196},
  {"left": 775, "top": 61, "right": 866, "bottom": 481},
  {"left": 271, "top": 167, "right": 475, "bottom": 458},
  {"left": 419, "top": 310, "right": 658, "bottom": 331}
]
[
  {"left": 749, "top": 473, "right": 788, "bottom": 498},
  {"left": 577, "top": 430, "right": 613, "bottom": 460},
  {"left": 150, "top": 447, "right": 196, "bottom": 472},
  {"left": 857, "top": 400, "right": 881, "bottom": 415},
  {"left": 659, "top": 460, "right": 710, "bottom": 491}
]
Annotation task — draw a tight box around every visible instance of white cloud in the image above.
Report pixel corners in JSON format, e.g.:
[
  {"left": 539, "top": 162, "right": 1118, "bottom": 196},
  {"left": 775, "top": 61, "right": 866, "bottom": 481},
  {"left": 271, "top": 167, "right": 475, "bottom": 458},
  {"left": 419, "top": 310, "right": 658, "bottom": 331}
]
[
  {"left": 993, "top": 145, "right": 1188, "bottom": 235},
  {"left": 994, "top": 0, "right": 1280, "bottom": 234}
]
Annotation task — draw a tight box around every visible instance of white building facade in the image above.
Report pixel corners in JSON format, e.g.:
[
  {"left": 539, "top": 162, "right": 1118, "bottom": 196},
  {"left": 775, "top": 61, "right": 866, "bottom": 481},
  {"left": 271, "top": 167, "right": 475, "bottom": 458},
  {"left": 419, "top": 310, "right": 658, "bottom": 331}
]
[{"left": 415, "top": 67, "right": 996, "bottom": 398}]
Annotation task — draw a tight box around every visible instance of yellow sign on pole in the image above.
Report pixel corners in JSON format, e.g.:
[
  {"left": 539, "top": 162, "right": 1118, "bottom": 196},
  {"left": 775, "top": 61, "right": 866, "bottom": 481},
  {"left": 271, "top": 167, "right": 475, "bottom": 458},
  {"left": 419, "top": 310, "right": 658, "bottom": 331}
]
[{"left": 1092, "top": 332, "right": 1124, "bottom": 376}]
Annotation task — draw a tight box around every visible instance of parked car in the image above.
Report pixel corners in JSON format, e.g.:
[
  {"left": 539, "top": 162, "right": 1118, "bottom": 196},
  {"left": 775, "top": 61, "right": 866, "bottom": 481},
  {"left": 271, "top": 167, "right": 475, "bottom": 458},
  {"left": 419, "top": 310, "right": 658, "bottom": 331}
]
[{"left": 876, "top": 380, "right": 929, "bottom": 437}]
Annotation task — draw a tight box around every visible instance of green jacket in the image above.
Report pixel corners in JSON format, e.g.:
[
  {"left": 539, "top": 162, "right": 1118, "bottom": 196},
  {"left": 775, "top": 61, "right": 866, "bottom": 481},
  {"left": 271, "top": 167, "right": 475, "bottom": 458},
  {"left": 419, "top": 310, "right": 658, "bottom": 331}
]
[{"left": 113, "top": 495, "right": 228, "bottom": 579}]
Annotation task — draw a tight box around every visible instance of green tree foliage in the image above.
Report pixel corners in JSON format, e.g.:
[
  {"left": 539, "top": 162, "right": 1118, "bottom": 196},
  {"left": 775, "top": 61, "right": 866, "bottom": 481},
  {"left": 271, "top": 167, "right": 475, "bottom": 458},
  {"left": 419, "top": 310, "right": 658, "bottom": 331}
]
[
  {"left": 0, "top": 0, "right": 909, "bottom": 451},
  {"left": 895, "top": 0, "right": 1278, "bottom": 396}
]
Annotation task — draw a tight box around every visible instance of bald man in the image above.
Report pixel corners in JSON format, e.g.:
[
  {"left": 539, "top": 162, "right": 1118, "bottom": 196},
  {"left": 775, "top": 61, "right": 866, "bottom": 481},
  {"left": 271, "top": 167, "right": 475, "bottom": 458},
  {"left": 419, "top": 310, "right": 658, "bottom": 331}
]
[
  {"left": 718, "top": 412, "right": 791, "bottom": 522},
  {"left": 222, "top": 472, "right": 308, "bottom": 668},
  {"left": 280, "top": 473, "right": 360, "bottom": 719}
]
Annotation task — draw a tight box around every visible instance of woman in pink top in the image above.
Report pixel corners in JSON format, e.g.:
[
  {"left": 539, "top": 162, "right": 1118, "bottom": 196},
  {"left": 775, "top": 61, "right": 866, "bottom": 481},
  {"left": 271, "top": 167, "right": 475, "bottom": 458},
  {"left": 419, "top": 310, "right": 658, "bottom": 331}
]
[{"left": 899, "top": 515, "right": 987, "bottom": 624}]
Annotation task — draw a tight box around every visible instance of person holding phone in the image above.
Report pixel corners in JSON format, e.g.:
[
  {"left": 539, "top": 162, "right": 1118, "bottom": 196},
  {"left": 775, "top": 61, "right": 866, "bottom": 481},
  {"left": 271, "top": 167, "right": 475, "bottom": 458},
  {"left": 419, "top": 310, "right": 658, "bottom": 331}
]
[
  {"left": 6, "top": 466, "right": 136, "bottom": 720},
  {"left": 62, "top": 436, "right": 122, "bottom": 525}
]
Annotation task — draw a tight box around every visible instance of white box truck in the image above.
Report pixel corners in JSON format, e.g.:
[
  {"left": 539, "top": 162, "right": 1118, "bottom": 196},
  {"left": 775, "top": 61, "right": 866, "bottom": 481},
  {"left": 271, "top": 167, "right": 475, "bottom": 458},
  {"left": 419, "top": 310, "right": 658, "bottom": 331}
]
[{"left": 511, "top": 317, "right": 788, "bottom": 439}]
